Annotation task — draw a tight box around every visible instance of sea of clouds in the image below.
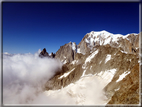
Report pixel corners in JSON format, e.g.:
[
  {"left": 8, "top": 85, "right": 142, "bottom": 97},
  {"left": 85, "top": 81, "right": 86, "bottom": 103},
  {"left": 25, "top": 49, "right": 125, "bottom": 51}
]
[
  {"left": 2, "top": 49, "right": 108, "bottom": 105},
  {"left": 2, "top": 49, "right": 65, "bottom": 105}
]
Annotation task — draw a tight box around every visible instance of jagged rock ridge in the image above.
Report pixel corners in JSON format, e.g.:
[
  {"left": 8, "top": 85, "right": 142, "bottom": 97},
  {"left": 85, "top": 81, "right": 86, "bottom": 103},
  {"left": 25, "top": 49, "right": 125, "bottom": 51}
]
[
  {"left": 41, "top": 30, "right": 140, "bottom": 105},
  {"left": 39, "top": 48, "right": 56, "bottom": 58},
  {"left": 55, "top": 42, "right": 77, "bottom": 64},
  {"left": 54, "top": 31, "right": 139, "bottom": 65}
]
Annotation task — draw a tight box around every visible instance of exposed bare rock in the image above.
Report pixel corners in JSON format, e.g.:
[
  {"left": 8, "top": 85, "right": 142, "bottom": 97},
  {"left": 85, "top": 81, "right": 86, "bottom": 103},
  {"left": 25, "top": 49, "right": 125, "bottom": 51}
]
[
  {"left": 44, "top": 63, "right": 83, "bottom": 90},
  {"left": 44, "top": 45, "right": 139, "bottom": 105},
  {"left": 133, "top": 33, "right": 139, "bottom": 48},
  {"left": 43, "top": 31, "right": 140, "bottom": 105},
  {"left": 39, "top": 48, "right": 56, "bottom": 58},
  {"left": 77, "top": 34, "right": 91, "bottom": 54},
  {"left": 50, "top": 52, "right": 56, "bottom": 58},
  {"left": 55, "top": 42, "right": 77, "bottom": 64},
  {"left": 39, "top": 48, "right": 50, "bottom": 58},
  {"left": 106, "top": 64, "right": 139, "bottom": 104}
]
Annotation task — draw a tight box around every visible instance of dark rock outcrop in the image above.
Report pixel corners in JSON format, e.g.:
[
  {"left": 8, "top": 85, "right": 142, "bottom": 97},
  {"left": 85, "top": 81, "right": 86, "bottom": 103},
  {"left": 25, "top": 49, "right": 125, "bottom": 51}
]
[
  {"left": 39, "top": 48, "right": 56, "bottom": 58},
  {"left": 39, "top": 48, "right": 50, "bottom": 58},
  {"left": 50, "top": 52, "right": 56, "bottom": 58}
]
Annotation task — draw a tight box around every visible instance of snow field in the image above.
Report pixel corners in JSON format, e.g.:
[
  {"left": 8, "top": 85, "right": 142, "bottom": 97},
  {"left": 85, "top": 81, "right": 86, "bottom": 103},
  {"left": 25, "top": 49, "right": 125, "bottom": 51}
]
[
  {"left": 96, "top": 69, "right": 117, "bottom": 85},
  {"left": 85, "top": 49, "right": 99, "bottom": 64},
  {"left": 58, "top": 68, "right": 75, "bottom": 79},
  {"left": 105, "top": 54, "right": 111, "bottom": 63},
  {"left": 84, "top": 30, "right": 138, "bottom": 49},
  {"left": 45, "top": 74, "right": 109, "bottom": 105}
]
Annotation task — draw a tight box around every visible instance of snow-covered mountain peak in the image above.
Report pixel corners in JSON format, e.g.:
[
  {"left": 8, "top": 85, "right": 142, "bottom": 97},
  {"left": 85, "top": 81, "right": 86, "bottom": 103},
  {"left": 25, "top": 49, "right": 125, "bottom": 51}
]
[
  {"left": 85, "top": 30, "right": 138, "bottom": 45},
  {"left": 84, "top": 30, "right": 124, "bottom": 47},
  {"left": 40, "top": 30, "right": 139, "bottom": 105},
  {"left": 77, "top": 30, "right": 139, "bottom": 54},
  {"left": 88, "top": 30, "right": 124, "bottom": 39}
]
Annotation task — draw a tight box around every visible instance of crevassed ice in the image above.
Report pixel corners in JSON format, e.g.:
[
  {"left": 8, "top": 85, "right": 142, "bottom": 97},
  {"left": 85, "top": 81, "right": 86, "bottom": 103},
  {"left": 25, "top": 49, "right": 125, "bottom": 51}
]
[
  {"left": 116, "top": 71, "right": 130, "bottom": 82},
  {"left": 85, "top": 49, "right": 99, "bottom": 64},
  {"left": 105, "top": 54, "right": 111, "bottom": 63}
]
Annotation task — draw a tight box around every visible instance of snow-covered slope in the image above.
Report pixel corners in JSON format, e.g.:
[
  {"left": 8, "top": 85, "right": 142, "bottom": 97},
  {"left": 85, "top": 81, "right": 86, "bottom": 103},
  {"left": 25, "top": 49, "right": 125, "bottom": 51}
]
[
  {"left": 86, "top": 30, "right": 123, "bottom": 45},
  {"left": 55, "top": 30, "right": 139, "bottom": 65},
  {"left": 77, "top": 30, "right": 139, "bottom": 54},
  {"left": 44, "top": 43, "right": 139, "bottom": 105},
  {"left": 44, "top": 74, "right": 109, "bottom": 105},
  {"left": 84, "top": 30, "right": 137, "bottom": 46},
  {"left": 43, "top": 30, "right": 140, "bottom": 105}
]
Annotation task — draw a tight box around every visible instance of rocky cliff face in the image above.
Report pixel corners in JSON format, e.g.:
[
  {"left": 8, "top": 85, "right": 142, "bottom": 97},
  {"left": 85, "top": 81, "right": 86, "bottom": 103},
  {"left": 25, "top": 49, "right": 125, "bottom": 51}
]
[
  {"left": 42, "top": 30, "right": 140, "bottom": 105},
  {"left": 106, "top": 64, "right": 139, "bottom": 104},
  {"left": 55, "top": 42, "right": 77, "bottom": 64},
  {"left": 54, "top": 31, "right": 140, "bottom": 64}
]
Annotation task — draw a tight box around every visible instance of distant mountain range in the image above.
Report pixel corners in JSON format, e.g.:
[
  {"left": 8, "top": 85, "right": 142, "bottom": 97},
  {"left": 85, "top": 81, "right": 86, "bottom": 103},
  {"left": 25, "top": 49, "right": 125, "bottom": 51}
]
[{"left": 40, "top": 30, "right": 140, "bottom": 105}]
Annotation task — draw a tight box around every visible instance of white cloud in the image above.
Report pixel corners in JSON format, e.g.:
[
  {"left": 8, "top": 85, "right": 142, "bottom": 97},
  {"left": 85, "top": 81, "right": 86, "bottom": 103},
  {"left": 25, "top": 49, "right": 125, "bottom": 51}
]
[
  {"left": 3, "top": 50, "right": 63, "bottom": 104},
  {"left": 2, "top": 49, "right": 109, "bottom": 105}
]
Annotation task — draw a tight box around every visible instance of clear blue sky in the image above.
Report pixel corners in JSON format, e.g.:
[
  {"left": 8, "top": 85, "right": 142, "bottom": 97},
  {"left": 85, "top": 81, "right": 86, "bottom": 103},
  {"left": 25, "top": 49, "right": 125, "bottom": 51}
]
[{"left": 3, "top": 2, "right": 139, "bottom": 54}]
